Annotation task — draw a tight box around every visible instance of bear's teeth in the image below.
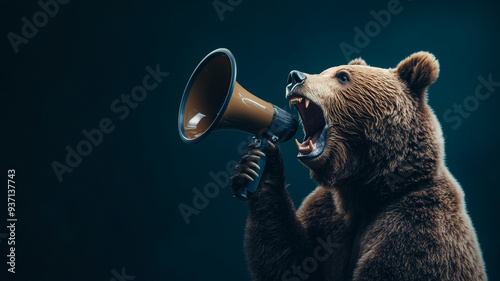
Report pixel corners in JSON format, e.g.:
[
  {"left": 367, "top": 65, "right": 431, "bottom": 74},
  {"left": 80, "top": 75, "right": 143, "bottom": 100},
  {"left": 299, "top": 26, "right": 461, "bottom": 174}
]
[
  {"left": 296, "top": 139, "right": 316, "bottom": 154},
  {"left": 307, "top": 142, "right": 314, "bottom": 152},
  {"left": 295, "top": 139, "right": 301, "bottom": 149},
  {"left": 305, "top": 98, "right": 310, "bottom": 108},
  {"left": 289, "top": 97, "right": 303, "bottom": 108},
  {"left": 298, "top": 146, "right": 309, "bottom": 153}
]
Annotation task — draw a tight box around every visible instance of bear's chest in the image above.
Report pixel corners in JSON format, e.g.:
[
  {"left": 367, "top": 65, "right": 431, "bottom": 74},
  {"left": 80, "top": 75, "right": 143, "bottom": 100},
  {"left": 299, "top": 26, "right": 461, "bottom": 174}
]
[{"left": 299, "top": 201, "right": 369, "bottom": 280}]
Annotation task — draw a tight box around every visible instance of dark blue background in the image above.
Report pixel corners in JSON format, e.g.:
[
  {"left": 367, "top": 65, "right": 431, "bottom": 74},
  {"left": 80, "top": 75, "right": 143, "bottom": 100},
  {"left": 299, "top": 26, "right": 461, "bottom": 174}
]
[{"left": 2, "top": 0, "right": 499, "bottom": 280}]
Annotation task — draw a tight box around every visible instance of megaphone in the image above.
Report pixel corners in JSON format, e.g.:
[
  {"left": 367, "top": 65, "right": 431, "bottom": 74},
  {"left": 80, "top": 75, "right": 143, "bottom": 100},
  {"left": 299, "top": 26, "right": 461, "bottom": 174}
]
[{"left": 178, "top": 48, "right": 298, "bottom": 200}]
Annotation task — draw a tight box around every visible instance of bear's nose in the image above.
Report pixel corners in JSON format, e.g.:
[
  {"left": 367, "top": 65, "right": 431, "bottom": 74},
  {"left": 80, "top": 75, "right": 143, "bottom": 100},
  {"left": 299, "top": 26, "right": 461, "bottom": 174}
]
[{"left": 287, "top": 70, "right": 307, "bottom": 91}]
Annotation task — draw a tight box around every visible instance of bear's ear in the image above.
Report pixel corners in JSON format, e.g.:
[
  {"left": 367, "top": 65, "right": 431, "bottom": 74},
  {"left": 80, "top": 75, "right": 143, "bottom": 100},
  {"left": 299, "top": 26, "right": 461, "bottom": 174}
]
[
  {"left": 348, "top": 58, "right": 367, "bottom": 66},
  {"left": 396, "top": 52, "right": 439, "bottom": 97}
]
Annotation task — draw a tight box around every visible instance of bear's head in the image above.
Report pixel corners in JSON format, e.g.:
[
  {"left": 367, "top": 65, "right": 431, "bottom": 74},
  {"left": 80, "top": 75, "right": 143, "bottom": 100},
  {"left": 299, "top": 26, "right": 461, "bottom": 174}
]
[{"left": 286, "top": 52, "right": 443, "bottom": 192}]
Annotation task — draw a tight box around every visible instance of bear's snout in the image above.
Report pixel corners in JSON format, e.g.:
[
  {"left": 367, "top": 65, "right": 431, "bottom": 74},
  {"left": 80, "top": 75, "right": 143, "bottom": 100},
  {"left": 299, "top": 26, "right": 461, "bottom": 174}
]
[{"left": 287, "top": 70, "right": 307, "bottom": 93}]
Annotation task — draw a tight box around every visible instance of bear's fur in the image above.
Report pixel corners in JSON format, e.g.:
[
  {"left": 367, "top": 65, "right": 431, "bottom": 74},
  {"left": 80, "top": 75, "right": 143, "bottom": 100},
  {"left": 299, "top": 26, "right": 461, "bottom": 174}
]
[{"left": 230, "top": 52, "right": 487, "bottom": 281}]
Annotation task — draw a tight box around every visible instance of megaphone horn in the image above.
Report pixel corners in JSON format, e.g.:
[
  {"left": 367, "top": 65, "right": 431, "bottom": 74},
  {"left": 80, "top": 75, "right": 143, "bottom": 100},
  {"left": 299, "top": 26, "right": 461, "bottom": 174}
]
[{"left": 178, "top": 48, "right": 298, "bottom": 199}]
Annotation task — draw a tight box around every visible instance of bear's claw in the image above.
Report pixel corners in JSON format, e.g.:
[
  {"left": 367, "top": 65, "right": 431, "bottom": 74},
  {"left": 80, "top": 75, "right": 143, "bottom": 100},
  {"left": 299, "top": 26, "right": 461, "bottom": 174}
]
[
  {"left": 247, "top": 162, "right": 261, "bottom": 170},
  {"left": 230, "top": 141, "right": 285, "bottom": 198},
  {"left": 245, "top": 167, "right": 260, "bottom": 178},
  {"left": 241, "top": 173, "right": 255, "bottom": 182},
  {"left": 242, "top": 154, "right": 261, "bottom": 161}
]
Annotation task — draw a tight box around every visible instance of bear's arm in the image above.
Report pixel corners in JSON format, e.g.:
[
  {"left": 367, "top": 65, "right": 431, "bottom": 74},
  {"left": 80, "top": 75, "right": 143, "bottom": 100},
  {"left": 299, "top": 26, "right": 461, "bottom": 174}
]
[
  {"left": 351, "top": 187, "right": 487, "bottom": 281},
  {"left": 246, "top": 184, "right": 356, "bottom": 281},
  {"left": 244, "top": 172, "right": 314, "bottom": 281},
  {"left": 233, "top": 143, "right": 314, "bottom": 281}
]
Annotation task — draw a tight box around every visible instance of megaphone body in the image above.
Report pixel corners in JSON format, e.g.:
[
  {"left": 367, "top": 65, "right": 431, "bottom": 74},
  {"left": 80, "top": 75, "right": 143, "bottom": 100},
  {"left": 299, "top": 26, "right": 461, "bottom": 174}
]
[{"left": 178, "top": 48, "right": 298, "bottom": 199}]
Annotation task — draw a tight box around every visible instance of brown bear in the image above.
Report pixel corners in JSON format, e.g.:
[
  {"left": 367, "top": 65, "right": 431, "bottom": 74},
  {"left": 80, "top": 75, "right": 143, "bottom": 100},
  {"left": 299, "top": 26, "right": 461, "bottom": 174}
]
[{"left": 230, "top": 52, "right": 487, "bottom": 281}]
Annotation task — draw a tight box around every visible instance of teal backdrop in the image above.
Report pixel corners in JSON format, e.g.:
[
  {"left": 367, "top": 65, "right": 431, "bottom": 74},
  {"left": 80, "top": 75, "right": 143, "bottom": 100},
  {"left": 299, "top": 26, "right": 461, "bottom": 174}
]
[{"left": 2, "top": 0, "right": 499, "bottom": 280}]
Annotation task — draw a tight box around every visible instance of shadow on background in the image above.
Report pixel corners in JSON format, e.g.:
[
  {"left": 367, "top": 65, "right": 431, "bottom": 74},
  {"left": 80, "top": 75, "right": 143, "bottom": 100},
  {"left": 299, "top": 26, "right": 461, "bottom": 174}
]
[{"left": 1, "top": 0, "right": 499, "bottom": 280}]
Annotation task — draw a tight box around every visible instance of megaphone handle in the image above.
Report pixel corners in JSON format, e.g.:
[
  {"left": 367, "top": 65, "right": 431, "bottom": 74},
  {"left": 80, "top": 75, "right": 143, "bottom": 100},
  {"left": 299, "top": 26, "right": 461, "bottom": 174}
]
[{"left": 234, "top": 137, "right": 269, "bottom": 200}]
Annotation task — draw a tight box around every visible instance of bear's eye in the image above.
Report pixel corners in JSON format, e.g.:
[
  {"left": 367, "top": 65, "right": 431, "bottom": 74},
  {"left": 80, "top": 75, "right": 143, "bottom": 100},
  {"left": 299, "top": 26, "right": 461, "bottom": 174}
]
[{"left": 337, "top": 72, "right": 350, "bottom": 84}]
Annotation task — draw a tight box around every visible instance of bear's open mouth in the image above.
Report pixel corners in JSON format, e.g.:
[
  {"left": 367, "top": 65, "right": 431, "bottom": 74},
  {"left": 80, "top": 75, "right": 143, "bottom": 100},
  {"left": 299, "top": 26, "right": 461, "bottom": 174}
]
[{"left": 288, "top": 94, "right": 327, "bottom": 158}]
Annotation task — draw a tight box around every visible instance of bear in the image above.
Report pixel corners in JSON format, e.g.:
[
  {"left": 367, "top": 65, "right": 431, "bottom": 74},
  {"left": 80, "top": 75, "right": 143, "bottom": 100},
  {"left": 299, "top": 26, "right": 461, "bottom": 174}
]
[{"left": 230, "top": 52, "right": 487, "bottom": 281}]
